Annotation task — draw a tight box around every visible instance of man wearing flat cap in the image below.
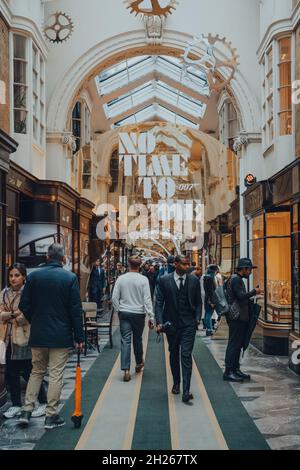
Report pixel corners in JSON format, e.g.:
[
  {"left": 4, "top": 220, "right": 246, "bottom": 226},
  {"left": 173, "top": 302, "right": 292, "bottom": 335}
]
[{"left": 224, "top": 258, "right": 261, "bottom": 383}]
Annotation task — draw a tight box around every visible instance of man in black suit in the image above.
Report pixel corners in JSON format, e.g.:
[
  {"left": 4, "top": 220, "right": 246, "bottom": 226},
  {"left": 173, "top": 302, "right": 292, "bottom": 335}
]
[
  {"left": 155, "top": 255, "right": 202, "bottom": 404},
  {"left": 88, "top": 258, "right": 107, "bottom": 309}
]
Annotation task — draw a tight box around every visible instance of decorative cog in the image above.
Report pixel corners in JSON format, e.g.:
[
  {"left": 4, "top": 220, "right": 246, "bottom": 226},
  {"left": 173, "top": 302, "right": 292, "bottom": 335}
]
[
  {"left": 124, "top": 0, "right": 178, "bottom": 18},
  {"left": 182, "top": 34, "right": 239, "bottom": 93},
  {"left": 44, "top": 12, "right": 74, "bottom": 44}
]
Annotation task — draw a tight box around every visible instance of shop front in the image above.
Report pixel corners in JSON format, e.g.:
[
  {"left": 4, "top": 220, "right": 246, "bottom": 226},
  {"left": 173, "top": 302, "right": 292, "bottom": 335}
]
[
  {"left": 0, "top": 131, "right": 18, "bottom": 290},
  {"left": 230, "top": 197, "right": 240, "bottom": 272},
  {"left": 207, "top": 213, "right": 232, "bottom": 277},
  {"left": 0, "top": 130, "right": 18, "bottom": 408},
  {"left": 244, "top": 160, "right": 300, "bottom": 357},
  {"left": 77, "top": 198, "right": 94, "bottom": 299}
]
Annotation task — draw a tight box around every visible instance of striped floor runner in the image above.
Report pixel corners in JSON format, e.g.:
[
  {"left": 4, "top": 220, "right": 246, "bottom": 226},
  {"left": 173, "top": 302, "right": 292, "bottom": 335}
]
[{"left": 34, "top": 330, "right": 269, "bottom": 451}]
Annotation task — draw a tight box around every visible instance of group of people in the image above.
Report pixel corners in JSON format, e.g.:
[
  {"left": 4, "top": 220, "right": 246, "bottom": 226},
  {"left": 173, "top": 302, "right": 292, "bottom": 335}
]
[
  {"left": 0, "top": 242, "right": 261, "bottom": 429},
  {"left": 0, "top": 244, "right": 84, "bottom": 428},
  {"left": 112, "top": 254, "right": 261, "bottom": 404}
]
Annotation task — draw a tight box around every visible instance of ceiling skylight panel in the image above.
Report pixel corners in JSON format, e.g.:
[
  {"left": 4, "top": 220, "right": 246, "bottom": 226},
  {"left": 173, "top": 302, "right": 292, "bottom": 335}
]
[{"left": 105, "top": 81, "right": 154, "bottom": 118}]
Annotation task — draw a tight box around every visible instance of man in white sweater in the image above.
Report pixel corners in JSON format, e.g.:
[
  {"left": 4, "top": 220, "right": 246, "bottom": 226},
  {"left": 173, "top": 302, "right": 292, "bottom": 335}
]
[{"left": 112, "top": 256, "right": 155, "bottom": 382}]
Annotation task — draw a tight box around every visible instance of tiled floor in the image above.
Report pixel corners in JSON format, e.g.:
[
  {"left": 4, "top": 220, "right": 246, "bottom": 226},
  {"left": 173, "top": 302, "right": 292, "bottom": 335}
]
[
  {"left": 2, "top": 318, "right": 300, "bottom": 450},
  {"left": 199, "top": 320, "right": 300, "bottom": 451},
  {"left": 0, "top": 319, "right": 113, "bottom": 450}
]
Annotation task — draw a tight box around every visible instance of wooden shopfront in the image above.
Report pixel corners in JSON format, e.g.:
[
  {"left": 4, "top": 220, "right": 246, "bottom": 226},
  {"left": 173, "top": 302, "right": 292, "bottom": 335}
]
[
  {"left": 77, "top": 198, "right": 94, "bottom": 299},
  {"left": 0, "top": 131, "right": 18, "bottom": 290}
]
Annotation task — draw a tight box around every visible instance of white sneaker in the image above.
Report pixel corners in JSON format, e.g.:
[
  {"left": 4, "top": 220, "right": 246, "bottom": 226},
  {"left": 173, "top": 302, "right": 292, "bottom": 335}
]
[
  {"left": 3, "top": 406, "right": 22, "bottom": 419},
  {"left": 31, "top": 404, "right": 47, "bottom": 418}
]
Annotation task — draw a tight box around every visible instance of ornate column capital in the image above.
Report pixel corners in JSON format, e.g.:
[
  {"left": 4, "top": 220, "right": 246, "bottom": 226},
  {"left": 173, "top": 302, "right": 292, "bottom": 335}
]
[{"left": 233, "top": 131, "right": 249, "bottom": 153}]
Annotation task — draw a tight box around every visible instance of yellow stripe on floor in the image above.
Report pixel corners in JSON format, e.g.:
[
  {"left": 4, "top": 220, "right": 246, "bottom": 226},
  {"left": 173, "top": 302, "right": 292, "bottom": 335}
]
[
  {"left": 76, "top": 328, "right": 149, "bottom": 450},
  {"left": 164, "top": 335, "right": 228, "bottom": 450}
]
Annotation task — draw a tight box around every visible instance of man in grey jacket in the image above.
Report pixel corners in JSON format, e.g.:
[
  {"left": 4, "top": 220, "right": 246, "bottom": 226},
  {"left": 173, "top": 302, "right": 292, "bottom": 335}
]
[
  {"left": 112, "top": 256, "right": 154, "bottom": 382},
  {"left": 18, "top": 244, "right": 84, "bottom": 429}
]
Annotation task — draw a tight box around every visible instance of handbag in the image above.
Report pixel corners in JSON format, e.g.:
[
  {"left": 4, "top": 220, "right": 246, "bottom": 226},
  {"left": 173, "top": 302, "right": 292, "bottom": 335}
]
[
  {"left": 227, "top": 301, "right": 240, "bottom": 321},
  {"left": 226, "top": 275, "right": 241, "bottom": 321}
]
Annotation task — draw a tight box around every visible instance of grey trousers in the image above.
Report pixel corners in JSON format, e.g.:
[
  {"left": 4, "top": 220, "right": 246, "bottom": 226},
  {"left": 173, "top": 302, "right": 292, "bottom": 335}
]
[{"left": 119, "top": 312, "right": 145, "bottom": 371}]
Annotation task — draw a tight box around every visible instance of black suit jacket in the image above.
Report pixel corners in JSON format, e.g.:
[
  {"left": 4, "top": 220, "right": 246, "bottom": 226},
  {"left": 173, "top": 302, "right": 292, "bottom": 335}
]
[
  {"left": 155, "top": 273, "right": 202, "bottom": 327},
  {"left": 88, "top": 267, "right": 106, "bottom": 295}
]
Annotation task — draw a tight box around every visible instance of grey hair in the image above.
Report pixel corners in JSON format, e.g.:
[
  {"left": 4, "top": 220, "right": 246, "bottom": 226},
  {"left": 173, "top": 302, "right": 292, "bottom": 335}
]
[{"left": 48, "top": 243, "right": 65, "bottom": 260}]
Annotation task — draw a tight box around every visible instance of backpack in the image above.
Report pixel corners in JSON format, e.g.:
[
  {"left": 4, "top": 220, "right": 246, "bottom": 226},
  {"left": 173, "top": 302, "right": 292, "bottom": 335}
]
[{"left": 211, "top": 280, "right": 230, "bottom": 316}]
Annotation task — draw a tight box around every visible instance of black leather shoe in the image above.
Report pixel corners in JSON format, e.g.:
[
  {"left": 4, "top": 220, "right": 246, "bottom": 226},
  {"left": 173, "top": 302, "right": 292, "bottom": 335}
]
[
  {"left": 182, "top": 393, "right": 194, "bottom": 403},
  {"left": 172, "top": 385, "right": 180, "bottom": 395},
  {"left": 235, "top": 369, "right": 251, "bottom": 380},
  {"left": 223, "top": 371, "right": 244, "bottom": 383}
]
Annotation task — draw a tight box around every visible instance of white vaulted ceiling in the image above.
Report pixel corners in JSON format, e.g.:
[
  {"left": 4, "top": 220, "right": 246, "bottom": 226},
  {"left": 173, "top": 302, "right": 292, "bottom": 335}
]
[{"left": 91, "top": 55, "right": 211, "bottom": 131}]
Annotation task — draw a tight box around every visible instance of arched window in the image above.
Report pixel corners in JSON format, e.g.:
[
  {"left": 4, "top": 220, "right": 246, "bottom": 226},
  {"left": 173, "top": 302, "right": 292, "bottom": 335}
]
[
  {"left": 110, "top": 149, "right": 119, "bottom": 193},
  {"left": 72, "top": 102, "right": 82, "bottom": 153},
  {"left": 72, "top": 100, "right": 91, "bottom": 154}
]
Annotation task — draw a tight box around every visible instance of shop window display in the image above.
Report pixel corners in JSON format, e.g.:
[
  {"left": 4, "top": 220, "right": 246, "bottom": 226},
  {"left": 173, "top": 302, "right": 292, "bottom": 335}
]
[
  {"left": 292, "top": 205, "right": 300, "bottom": 334},
  {"left": 60, "top": 226, "right": 73, "bottom": 271},
  {"left": 248, "top": 211, "right": 292, "bottom": 324},
  {"left": 266, "top": 212, "right": 291, "bottom": 323}
]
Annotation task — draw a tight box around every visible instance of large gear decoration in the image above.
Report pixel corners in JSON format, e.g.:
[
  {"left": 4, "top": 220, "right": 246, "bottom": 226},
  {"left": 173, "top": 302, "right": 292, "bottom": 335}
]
[
  {"left": 44, "top": 12, "right": 74, "bottom": 44},
  {"left": 182, "top": 34, "right": 239, "bottom": 93},
  {"left": 124, "top": 0, "right": 178, "bottom": 18}
]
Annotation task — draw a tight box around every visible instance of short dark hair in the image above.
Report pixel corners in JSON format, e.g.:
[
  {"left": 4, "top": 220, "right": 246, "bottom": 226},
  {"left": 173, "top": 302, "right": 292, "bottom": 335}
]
[
  {"left": 174, "top": 255, "right": 189, "bottom": 264},
  {"left": 128, "top": 256, "right": 142, "bottom": 269},
  {"left": 8, "top": 263, "right": 27, "bottom": 283}
]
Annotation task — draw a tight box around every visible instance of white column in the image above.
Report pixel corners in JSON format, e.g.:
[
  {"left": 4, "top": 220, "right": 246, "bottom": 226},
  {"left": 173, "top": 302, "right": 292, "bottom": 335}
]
[{"left": 46, "top": 132, "right": 75, "bottom": 184}]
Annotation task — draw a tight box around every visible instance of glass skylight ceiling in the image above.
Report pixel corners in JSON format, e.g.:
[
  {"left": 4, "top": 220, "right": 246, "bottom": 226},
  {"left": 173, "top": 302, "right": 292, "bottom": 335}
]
[
  {"left": 114, "top": 104, "right": 199, "bottom": 129},
  {"left": 96, "top": 55, "right": 209, "bottom": 97},
  {"left": 95, "top": 55, "right": 209, "bottom": 129},
  {"left": 104, "top": 80, "right": 206, "bottom": 120}
]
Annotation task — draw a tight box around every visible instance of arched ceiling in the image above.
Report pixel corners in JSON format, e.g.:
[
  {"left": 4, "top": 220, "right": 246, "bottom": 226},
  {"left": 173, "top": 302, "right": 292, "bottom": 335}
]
[{"left": 84, "top": 51, "right": 220, "bottom": 135}]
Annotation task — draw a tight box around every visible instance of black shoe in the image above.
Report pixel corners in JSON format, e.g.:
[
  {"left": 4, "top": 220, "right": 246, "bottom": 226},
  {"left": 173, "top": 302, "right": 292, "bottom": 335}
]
[
  {"left": 206, "top": 330, "right": 214, "bottom": 337},
  {"left": 172, "top": 385, "right": 180, "bottom": 395},
  {"left": 182, "top": 393, "right": 194, "bottom": 404},
  {"left": 223, "top": 371, "right": 244, "bottom": 383},
  {"left": 235, "top": 369, "right": 251, "bottom": 380},
  {"left": 18, "top": 410, "right": 32, "bottom": 427},
  {"left": 44, "top": 414, "right": 65, "bottom": 430}
]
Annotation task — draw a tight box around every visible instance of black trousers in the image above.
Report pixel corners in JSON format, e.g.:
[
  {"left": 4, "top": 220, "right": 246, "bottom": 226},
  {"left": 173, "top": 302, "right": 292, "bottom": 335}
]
[
  {"left": 225, "top": 318, "right": 248, "bottom": 372},
  {"left": 166, "top": 324, "right": 196, "bottom": 395},
  {"left": 5, "top": 345, "right": 47, "bottom": 407}
]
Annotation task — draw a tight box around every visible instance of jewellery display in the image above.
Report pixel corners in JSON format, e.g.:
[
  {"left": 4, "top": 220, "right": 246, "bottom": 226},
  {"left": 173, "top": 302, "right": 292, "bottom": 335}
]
[{"left": 267, "top": 280, "right": 291, "bottom": 306}]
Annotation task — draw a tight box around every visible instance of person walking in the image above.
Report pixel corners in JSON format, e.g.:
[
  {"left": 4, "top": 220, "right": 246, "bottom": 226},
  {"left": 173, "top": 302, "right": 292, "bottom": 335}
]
[
  {"left": 0, "top": 264, "right": 47, "bottom": 419},
  {"left": 203, "top": 265, "right": 218, "bottom": 337},
  {"left": 157, "top": 256, "right": 175, "bottom": 280},
  {"left": 155, "top": 255, "right": 202, "bottom": 404},
  {"left": 17, "top": 244, "right": 84, "bottom": 429},
  {"left": 145, "top": 265, "right": 158, "bottom": 300},
  {"left": 88, "top": 259, "right": 107, "bottom": 309},
  {"left": 112, "top": 256, "right": 155, "bottom": 382},
  {"left": 223, "top": 258, "right": 261, "bottom": 383}
]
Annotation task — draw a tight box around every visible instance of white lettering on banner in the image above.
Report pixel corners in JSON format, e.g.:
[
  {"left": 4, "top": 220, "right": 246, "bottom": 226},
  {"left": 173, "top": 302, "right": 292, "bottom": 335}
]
[
  {"left": 95, "top": 130, "right": 205, "bottom": 249},
  {"left": 292, "top": 81, "right": 300, "bottom": 105},
  {"left": 291, "top": 340, "right": 300, "bottom": 366}
]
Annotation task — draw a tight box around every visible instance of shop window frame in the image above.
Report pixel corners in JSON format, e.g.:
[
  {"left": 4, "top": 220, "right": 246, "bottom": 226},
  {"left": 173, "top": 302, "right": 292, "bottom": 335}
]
[
  {"left": 292, "top": 203, "right": 300, "bottom": 334},
  {"left": 247, "top": 206, "right": 292, "bottom": 326}
]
